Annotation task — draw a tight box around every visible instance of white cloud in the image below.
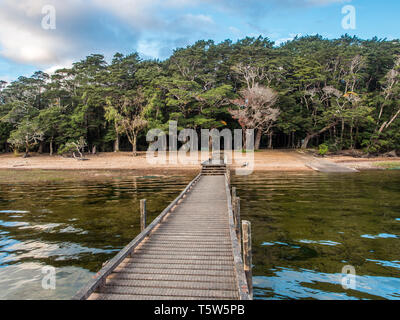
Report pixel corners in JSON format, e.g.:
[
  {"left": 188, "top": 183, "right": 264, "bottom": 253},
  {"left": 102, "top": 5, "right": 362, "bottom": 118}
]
[
  {"left": 0, "top": 0, "right": 91, "bottom": 66},
  {"left": 43, "top": 61, "right": 74, "bottom": 75},
  {"left": 137, "top": 40, "right": 161, "bottom": 59},
  {"left": 275, "top": 33, "right": 303, "bottom": 46},
  {"left": 229, "top": 26, "right": 241, "bottom": 35},
  {"left": 0, "top": 0, "right": 217, "bottom": 68},
  {"left": 0, "top": 0, "right": 353, "bottom": 71}
]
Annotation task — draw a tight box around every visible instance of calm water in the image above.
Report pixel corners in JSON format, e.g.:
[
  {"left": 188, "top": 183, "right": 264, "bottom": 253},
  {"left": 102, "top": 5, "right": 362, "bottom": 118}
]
[
  {"left": 0, "top": 173, "right": 195, "bottom": 299},
  {"left": 0, "top": 171, "right": 399, "bottom": 300},
  {"left": 234, "top": 171, "right": 400, "bottom": 300}
]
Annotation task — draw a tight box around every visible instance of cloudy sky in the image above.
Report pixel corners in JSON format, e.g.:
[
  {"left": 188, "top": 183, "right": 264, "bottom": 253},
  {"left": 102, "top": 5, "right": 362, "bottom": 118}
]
[{"left": 0, "top": 0, "right": 399, "bottom": 82}]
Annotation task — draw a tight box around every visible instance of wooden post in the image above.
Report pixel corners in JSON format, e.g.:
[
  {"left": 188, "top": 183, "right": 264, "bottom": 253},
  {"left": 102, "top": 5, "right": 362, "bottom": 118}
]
[
  {"left": 242, "top": 220, "right": 253, "bottom": 299},
  {"left": 235, "top": 197, "right": 241, "bottom": 252},
  {"left": 232, "top": 187, "right": 237, "bottom": 225},
  {"left": 140, "top": 199, "right": 147, "bottom": 232}
]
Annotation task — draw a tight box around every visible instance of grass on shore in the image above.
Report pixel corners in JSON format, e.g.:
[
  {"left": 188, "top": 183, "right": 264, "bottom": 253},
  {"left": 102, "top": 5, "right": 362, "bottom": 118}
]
[{"left": 374, "top": 162, "right": 400, "bottom": 170}]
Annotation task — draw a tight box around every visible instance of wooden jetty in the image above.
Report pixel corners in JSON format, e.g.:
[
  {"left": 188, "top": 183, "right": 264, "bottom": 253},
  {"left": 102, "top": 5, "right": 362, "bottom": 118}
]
[{"left": 73, "top": 159, "right": 252, "bottom": 300}]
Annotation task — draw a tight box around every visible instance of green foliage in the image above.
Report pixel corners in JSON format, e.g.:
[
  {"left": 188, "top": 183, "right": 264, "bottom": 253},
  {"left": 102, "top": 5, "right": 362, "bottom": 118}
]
[
  {"left": 7, "top": 120, "right": 44, "bottom": 153},
  {"left": 318, "top": 144, "right": 329, "bottom": 156},
  {"left": 58, "top": 137, "right": 87, "bottom": 158},
  {"left": 1, "top": 35, "right": 400, "bottom": 154}
]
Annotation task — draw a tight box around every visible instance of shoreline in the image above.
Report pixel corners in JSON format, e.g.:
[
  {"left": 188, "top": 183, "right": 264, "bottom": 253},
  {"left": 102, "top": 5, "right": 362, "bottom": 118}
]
[{"left": 0, "top": 151, "right": 399, "bottom": 179}]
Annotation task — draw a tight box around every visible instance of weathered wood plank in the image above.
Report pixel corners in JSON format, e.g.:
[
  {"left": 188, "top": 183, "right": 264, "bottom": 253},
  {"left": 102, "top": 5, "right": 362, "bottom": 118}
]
[
  {"left": 140, "top": 199, "right": 146, "bottom": 232},
  {"left": 103, "top": 279, "right": 237, "bottom": 291},
  {"left": 224, "top": 173, "right": 251, "bottom": 300},
  {"left": 242, "top": 220, "right": 253, "bottom": 299},
  {"left": 74, "top": 165, "right": 252, "bottom": 301},
  {"left": 97, "top": 286, "right": 239, "bottom": 299},
  {"left": 72, "top": 173, "right": 202, "bottom": 300}
]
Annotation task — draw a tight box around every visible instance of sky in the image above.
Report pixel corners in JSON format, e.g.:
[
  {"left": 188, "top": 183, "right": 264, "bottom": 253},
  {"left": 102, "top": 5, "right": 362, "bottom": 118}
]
[{"left": 0, "top": 0, "right": 399, "bottom": 82}]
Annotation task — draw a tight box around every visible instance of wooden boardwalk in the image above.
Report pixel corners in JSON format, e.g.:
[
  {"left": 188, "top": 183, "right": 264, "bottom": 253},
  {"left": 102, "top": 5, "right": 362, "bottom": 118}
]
[{"left": 73, "top": 164, "right": 251, "bottom": 300}]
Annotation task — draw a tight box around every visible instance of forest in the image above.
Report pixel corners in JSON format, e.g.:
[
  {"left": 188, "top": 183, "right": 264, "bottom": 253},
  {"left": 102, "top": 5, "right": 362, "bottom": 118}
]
[{"left": 1, "top": 34, "right": 400, "bottom": 156}]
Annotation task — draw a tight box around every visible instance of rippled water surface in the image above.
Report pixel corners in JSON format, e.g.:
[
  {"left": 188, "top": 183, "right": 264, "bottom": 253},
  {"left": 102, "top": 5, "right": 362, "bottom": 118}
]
[
  {"left": 233, "top": 171, "right": 400, "bottom": 300},
  {"left": 1, "top": 170, "right": 399, "bottom": 300},
  {"left": 0, "top": 173, "right": 195, "bottom": 299}
]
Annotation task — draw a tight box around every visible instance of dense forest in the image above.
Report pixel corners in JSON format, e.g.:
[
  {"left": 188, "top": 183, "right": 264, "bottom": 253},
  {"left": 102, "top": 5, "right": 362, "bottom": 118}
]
[{"left": 1, "top": 35, "right": 400, "bottom": 156}]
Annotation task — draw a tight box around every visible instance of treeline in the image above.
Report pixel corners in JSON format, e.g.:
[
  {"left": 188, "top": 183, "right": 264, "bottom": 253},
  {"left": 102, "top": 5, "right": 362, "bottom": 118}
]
[{"left": 1, "top": 34, "right": 400, "bottom": 156}]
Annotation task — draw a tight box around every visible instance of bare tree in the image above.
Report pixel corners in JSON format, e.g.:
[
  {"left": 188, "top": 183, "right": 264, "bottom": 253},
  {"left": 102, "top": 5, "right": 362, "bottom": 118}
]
[
  {"left": 232, "top": 64, "right": 268, "bottom": 90},
  {"left": 69, "top": 137, "right": 87, "bottom": 160},
  {"left": 375, "top": 56, "right": 400, "bottom": 137},
  {"left": 230, "top": 84, "right": 280, "bottom": 149}
]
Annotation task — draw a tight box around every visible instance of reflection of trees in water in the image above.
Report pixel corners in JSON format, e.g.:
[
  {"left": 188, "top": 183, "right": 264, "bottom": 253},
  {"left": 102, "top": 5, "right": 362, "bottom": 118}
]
[
  {"left": 0, "top": 174, "right": 194, "bottom": 271},
  {"left": 232, "top": 171, "right": 400, "bottom": 299}
]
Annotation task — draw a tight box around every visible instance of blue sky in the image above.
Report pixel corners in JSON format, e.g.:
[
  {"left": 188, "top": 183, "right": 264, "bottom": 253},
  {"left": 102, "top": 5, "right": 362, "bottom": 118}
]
[{"left": 0, "top": 0, "right": 399, "bottom": 82}]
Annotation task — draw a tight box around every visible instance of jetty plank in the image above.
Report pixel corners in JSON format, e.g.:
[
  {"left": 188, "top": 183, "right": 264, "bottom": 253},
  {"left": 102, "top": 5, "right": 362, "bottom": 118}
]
[{"left": 73, "top": 162, "right": 251, "bottom": 300}]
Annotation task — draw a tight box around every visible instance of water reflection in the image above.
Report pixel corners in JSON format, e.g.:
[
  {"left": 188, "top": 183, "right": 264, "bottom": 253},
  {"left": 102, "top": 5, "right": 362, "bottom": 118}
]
[
  {"left": 0, "top": 173, "right": 195, "bottom": 300},
  {"left": 1, "top": 170, "right": 399, "bottom": 300},
  {"left": 233, "top": 171, "right": 400, "bottom": 300},
  {"left": 254, "top": 267, "right": 400, "bottom": 300}
]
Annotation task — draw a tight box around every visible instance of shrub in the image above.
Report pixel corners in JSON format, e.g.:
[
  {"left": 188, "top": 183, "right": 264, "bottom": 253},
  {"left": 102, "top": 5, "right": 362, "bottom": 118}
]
[{"left": 318, "top": 144, "right": 329, "bottom": 156}]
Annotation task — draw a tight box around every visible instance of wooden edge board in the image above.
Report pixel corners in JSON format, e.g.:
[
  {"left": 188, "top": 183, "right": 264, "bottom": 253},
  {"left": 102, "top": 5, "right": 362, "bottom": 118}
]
[
  {"left": 72, "top": 173, "right": 202, "bottom": 300},
  {"left": 224, "top": 172, "right": 251, "bottom": 300}
]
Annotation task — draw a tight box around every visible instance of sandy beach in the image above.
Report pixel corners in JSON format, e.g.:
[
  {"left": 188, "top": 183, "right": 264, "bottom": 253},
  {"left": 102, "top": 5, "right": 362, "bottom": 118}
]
[{"left": 0, "top": 150, "right": 399, "bottom": 172}]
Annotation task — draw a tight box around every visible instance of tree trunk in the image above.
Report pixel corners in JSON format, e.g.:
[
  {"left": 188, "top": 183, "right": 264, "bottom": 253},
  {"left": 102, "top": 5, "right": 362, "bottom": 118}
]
[
  {"left": 114, "top": 125, "right": 120, "bottom": 152},
  {"left": 292, "top": 132, "right": 295, "bottom": 149},
  {"left": 132, "top": 135, "right": 137, "bottom": 156},
  {"left": 38, "top": 141, "right": 44, "bottom": 154},
  {"left": 376, "top": 108, "right": 400, "bottom": 139},
  {"left": 114, "top": 135, "right": 120, "bottom": 152},
  {"left": 355, "top": 126, "right": 359, "bottom": 148},
  {"left": 242, "top": 126, "right": 247, "bottom": 150},
  {"left": 302, "top": 121, "right": 339, "bottom": 149},
  {"left": 340, "top": 119, "right": 345, "bottom": 145},
  {"left": 350, "top": 125, "right": 354, "bottom": 149},
  {"left": 268, "top": 131, "right": 273, "bottom": 149},
  {"left": 302, "top": 134, "right": 313, "bottom": 149},
  {"left": 50, "top": 137, "right": 54, "bottom": 156},
  {"left": 255, "top": 130, "right": 262, "bottom": 150},
  {"left": 24, "top": 140, "right": 29, "bottom": 157}
]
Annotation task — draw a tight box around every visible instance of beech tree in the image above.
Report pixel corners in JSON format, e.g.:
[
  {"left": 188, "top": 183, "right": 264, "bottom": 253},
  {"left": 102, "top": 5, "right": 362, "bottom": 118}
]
[
  {"left": 0, "top": 35, "right": 400, "bottom": 155},
  {"left": 230, "top": 84, "right": 279, "bottom": 149},
  {"left": 8, "top": 121, "right": 44, "bottom": 156}
]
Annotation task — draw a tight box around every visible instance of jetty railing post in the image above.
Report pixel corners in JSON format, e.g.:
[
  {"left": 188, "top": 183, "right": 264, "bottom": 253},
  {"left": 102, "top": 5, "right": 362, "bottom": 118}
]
[
  {"left": 242, "top": 220, "right": 253, "bottom": 299},
  {"left": 140, "top": 199, "right": 147, "bottom": 232},
  {"left": 232, "top": 187, "right": 237, "bottom": 226},
  {"left": 235, "top": 197, "right": 241, "bottom": 252}
]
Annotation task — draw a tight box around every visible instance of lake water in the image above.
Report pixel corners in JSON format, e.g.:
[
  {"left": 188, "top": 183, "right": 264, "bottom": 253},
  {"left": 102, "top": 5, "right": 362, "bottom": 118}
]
[
  {"left": 0, "top": 171, "right": 399, "bottom": 300},
  {"left": 234, "top": 171, "right": 400, "bottom": 300}
]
